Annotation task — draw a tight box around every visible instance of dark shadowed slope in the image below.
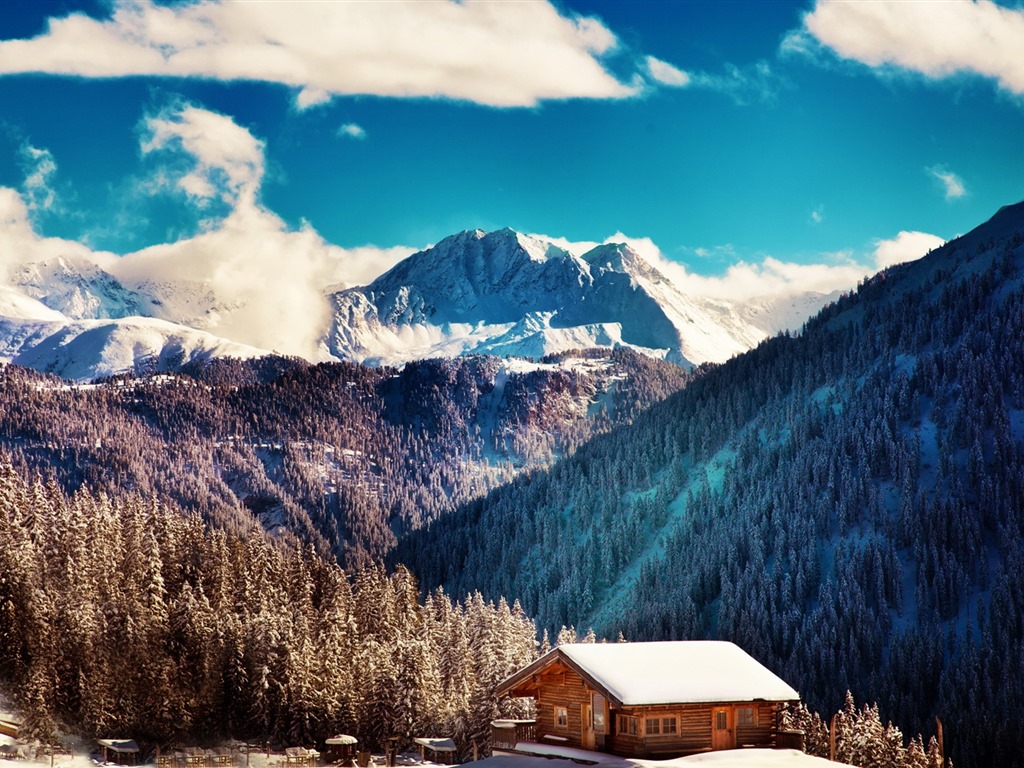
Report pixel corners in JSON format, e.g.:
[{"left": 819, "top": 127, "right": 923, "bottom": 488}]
[{"left": 394, "top": 202, "right": 1024, "bottom": 768}]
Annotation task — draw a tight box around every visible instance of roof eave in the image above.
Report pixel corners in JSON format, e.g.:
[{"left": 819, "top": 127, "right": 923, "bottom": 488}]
[{"left": 495, "top": 648, "right": 625, "bottom": 708}]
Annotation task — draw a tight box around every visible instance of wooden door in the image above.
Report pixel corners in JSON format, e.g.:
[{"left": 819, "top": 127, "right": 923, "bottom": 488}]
[
  {"left": 711, "top": 707, "right": 734, "bottom": 750},
  {"left": 582, "top": 703, "right": 595, "bottom": 749}
]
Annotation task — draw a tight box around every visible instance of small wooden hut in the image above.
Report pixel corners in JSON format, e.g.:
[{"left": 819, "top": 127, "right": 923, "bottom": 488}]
[
  {"left": 97, "top": 739, "right": 140, "bottom": 765},
  {"left": 412, "top": 738, "right": 457, "bottom": 765},
  {"left": 496, "top": 641, "right": 800, "bottom": 759},
  {"left": 324, "top": 735, "right": 358, "bottom": 765}
]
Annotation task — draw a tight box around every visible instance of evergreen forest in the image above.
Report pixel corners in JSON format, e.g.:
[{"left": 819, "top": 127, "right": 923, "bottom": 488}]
[{"left": 0, "top": 464, "right": 537, "bottom": 758}]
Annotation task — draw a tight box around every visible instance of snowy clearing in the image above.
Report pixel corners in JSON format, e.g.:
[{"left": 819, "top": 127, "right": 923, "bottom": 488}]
[{"left": 481, "top": 748, "right": 848, "bottom": 768}]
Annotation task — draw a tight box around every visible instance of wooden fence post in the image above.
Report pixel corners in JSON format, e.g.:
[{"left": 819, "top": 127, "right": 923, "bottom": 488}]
[{"left": 829, "top": 713, "right": 837, "bottom": 762}]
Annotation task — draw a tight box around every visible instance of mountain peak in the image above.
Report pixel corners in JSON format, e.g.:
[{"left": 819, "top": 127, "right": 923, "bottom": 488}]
[{"left": 327, "top": 226, "right": 820, "bottom": 368}]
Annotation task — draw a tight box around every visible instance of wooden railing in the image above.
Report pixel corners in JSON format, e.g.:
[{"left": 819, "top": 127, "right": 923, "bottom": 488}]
[{"left": 491, "top": 720, "right": 537, "bottom": 750}]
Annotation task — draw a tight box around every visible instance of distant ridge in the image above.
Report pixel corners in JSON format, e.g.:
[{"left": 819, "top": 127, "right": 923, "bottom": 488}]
[{"left": 0, "top": 226, "right": 837, "bottom": 380}]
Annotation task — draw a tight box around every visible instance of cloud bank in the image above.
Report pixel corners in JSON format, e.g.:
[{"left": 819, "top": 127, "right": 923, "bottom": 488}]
[
  {"left": 1, "top": 105, "right": 414, "bottom": 358},
  {"left": 534, "top": 228, "right": 944, "bottom": 304},
  {"left": 0, "top": 0, "right": 638, "bottom": 108},
  {"left": 797, "top": 0, "right": 1024, "bottom": 96}
]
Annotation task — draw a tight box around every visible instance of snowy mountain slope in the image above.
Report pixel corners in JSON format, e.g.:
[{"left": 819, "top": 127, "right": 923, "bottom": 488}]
[
  {"left": 9, "top": 252, "right": 144, "bottom": 319},
  {"left": 329, "top": 229, "right": 832, "bottom": 368},
  {"left": 0, "top": 315, "right": 266, "bottom": 380},
  {"left": 0, "top": 284, "right": 68, "bottom": 321}
]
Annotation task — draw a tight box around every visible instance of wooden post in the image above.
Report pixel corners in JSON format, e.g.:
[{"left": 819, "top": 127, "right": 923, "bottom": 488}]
[
  {"left": 472, "top": 742, "right": 478, "bottom": 763},
  {"left": 936, "top": 716, "right": 945, "bottom": 767},
  {"left": 829, "top": 713, "right": 837, "bottom": 762}
]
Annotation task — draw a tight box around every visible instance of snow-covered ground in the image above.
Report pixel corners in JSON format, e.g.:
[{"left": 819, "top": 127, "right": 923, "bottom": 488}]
[
  {"left": 483, "top": 746, "right": 848, "bottom": 768},
  {"left": 0, "top": 748, "right": 850, "bottom": 768}
]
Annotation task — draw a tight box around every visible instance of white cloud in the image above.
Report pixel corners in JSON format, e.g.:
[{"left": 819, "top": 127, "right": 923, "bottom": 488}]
[
  {"left": 800, "top": 0, "right": 1024, "bottom": 96},
  {"left": 142, "top": 104, "right": 264, "bottom": 208},
  {"left": 530, "top": 230, "right": 865, "bottom": 301},
  {"left": 872, "top": 231, "right": 945, "bottom": 269},
  {"left": 295, "top": 87, "right": 332, "bottom": 111},
  {"left": 687, "top": 60, "right": 784, "bottom": 105},
  {"left": 535, "top": 227, "right": 946, "bottom": 303},
  {"left": 338, "top": 123, "right": 367, "bottom": 141},
  {"left": 927, "top": 166, "right": 967, "bottom": 200},
  {"left": 19, "top": 144, "right": 58, "bottom": 213},
  {"left": 0, "top": 105, "right": 415, "bottom": 359},
  {"left": 0, "top": 186, "right": 116, "bottom": 283},
  {"left": 646, "top": 56, "right": 690, "bottom": 87},
  {"left": 810, "top": 205, "right": 824, "bottom": 225},
  {"left": 0, "top": 0, "right": 639, "bottom": 108}
]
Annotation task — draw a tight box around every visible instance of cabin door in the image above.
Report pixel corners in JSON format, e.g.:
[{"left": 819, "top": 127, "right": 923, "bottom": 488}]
[
  {"left": 582, "top": 703, "right": 595, "bottom": 749},
  {"left": 711, "top": 707, "right": 734, "bottom": 750},
  {"left": 582, "top": 693, "right": 607, "bottom": 750}
]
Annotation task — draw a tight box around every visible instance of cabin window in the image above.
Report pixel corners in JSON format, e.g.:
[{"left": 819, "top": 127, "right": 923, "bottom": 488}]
[
  {"left": 737, "top": 708, "right": 756, "bottom": 727},
  {"left": 555, "top": 706, "right": 568, "bottom": 729},
  {"left": 715, "top": 711, "right": 728, "bottom": 730},
  {"left": 617, "top": 716, "right": 638, "bottom": 736},
  {"left": 592, "top": 693, "right": 606, "bottom": 733},
  {"left": 645, "top": 717, "right": 677, "bottom": 736}
]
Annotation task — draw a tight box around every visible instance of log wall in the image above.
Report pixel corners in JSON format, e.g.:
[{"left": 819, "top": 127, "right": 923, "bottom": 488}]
[{"left": 531, "top": 663, "right": 593, "bottom": 749}]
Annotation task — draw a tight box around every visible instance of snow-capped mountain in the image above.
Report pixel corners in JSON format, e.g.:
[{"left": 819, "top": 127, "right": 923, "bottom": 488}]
[
  {"left": 0, "top": 315, "right": 266, "bottom": 381},
  {"left": 9, "top": 252, "right": 144, "bottom": 319},
  {"left": 0, "top": 249, "right": 274, "bottom": 379},
  {"left": 0, "top": 226, "right": 838, "bottom": 380},
  {"left": 328, "top": 228, "right": 836, "bottom": 368}
]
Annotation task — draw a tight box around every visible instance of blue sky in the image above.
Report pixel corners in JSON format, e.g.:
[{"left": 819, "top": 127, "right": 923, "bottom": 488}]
[{"left": 0, "top": 0, "right": 1022, "bottom": 296}]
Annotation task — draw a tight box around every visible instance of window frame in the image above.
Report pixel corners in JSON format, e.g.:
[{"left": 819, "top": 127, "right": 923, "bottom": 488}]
[
  {"left": 554, "top": 706, "right": 568, "bottom": 729},
  {"left": 617, "top": 715, "right": 638, "bottom": 737},
  {"left": 645, "top": 716, "right": 677, "bottom": 736},
  {"left": 737, "top": 707, "right": 756, "bottom": 728}
]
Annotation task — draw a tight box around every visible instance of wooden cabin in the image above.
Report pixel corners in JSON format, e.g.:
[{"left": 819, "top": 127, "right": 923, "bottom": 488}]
[
  {"left": 97, "top": 739, "right": 140, "bottom": 765},
  {"left": 495, "top": 641, "right": 800, "bottom": 759},
  {"left": 324, "top": 735, "right": 358, "bottom": 765}
]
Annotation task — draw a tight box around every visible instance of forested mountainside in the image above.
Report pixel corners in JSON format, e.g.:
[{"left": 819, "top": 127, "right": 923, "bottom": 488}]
[
  {"left": 0, "top": 347, "right": 688, "bottom": 564},
  {"left": 0, "top": 464, "right": 536, "bottom": 754},
  {"left": 395, "top": 202, "right": 1024, "bottom": 768}
]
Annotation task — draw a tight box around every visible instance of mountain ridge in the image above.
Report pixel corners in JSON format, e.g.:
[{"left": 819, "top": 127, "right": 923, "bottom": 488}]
[
  {"left": 328, "top": 227, "right": 838, "bottom": 369},
  {"left": 0, "top": 226, "right": 838, "bottom": 380}
]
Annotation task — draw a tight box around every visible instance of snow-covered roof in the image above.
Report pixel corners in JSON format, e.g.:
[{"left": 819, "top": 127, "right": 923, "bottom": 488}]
[
  {"left": 413, "top": 738, "right": 456, "bottom": 753},
  {"left": 97, "top": 740, "right": 139, "bottom": 753},
  {"left": 325, "top": 735, "right": 358, "bottom": 746},
  {"left": 499, "top": 641, "right": 799, "bottom": 707}
]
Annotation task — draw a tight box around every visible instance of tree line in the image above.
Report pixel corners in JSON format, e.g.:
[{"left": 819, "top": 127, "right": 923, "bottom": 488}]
[{"left": 0, "top": 463, "right": 536, "bottom": 757}]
